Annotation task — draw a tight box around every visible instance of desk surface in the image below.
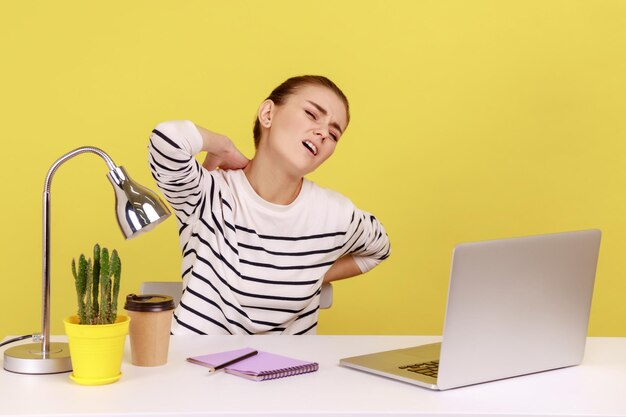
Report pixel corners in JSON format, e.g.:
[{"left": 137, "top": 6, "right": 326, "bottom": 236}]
[{"left": 1, "top": 335, "right": 626, "bottom": 417}]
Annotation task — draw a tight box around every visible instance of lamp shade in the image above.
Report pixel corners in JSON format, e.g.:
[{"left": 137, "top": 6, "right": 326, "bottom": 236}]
[{"left": 107, "top": 166, "right": 171, "bottom": 239}]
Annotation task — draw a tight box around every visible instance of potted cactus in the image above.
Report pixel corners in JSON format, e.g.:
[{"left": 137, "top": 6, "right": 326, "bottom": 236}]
[
  {"left": 71, "top": 244, "right": 122, "bottom": 325},
  {"left": 63, "top": 244, "right": 130, "bottom": 385}
]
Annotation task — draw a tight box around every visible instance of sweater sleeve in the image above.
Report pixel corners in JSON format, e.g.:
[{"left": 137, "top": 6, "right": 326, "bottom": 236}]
[
  {"left": 148, "top": 120, "right": 206, "bottom": 226},
  {"left": 342, "top": 208, "right": 391, "bottom": 273}
]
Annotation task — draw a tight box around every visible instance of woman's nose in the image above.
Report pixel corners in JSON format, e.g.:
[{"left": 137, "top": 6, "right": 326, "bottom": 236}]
[{"left": 314, "top": 128, "right": 330, "bottom": 141}]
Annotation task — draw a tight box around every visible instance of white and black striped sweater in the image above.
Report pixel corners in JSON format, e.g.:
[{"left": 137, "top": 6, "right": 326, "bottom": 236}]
[{"left": 148, "top": 120, "right": 390, "bottom": 335}]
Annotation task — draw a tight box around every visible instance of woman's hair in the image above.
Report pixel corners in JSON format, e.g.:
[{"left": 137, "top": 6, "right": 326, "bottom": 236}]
[{"left": 253, "top": 75, "right": 350, "bottom": 148}]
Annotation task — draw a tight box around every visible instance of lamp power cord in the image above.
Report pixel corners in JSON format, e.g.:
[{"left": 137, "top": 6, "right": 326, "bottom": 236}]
[{"left": 0, "top": 334, "right": 43, "bottom": 348}]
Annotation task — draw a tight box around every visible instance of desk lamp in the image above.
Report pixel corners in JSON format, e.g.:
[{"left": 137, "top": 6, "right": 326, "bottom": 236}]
[{"left": 3, "top": 146, "right": 171, "bottom": 374}]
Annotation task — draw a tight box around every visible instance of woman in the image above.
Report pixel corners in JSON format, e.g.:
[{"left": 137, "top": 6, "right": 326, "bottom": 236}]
[{"left": 149, "top": 75, "right": 390, "bottom": 335}]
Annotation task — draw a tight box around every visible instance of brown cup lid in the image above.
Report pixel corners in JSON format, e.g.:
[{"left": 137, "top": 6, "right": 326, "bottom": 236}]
[{"left": 124, "top": 294, "right": 175, "bottom": 312}]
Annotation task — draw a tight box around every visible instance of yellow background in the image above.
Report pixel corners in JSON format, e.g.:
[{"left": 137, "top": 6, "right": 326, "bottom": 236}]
[{"left": 1, "top": 1, "right": 625, "bottom": 338}]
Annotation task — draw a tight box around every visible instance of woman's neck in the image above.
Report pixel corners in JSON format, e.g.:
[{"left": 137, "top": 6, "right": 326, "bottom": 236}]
[{"left": 243, "top": 157, "right": 303, "bottom": 205}]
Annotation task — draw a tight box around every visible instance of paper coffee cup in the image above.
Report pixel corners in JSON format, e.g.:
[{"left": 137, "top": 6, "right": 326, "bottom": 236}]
[{"left": 124, "top": 294, "right": 175, "bottom": 367}]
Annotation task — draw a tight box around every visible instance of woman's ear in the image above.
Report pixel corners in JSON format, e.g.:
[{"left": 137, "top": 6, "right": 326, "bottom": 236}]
[{"left": 258, "top": 99, "right": 274, "bottom": 128}]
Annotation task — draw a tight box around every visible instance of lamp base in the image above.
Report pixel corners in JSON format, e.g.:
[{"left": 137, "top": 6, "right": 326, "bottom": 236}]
[{"left": 3, "top": 342, "right": 72, "bottom": 374}]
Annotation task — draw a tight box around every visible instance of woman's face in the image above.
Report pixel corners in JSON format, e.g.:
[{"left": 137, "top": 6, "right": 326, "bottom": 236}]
[{"left": 259, "top": 84, "right": 348, "bottom": 178}]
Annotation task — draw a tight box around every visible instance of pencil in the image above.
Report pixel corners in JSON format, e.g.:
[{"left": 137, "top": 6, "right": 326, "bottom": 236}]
[{"left": 208, "top": 350, "right": 258, "bottom": 374}]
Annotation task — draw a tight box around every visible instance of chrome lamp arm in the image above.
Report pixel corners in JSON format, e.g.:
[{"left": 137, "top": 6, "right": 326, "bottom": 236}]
[{"left": 41, "top": 147, "right": 116, "bottom": 355}]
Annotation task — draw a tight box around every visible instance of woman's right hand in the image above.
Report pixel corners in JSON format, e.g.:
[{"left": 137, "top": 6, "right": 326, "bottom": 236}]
[
  {"left": 202, "top": 142, "right": 249, "bottom": 171},
  {"left": 196, "top": 125, "right": 250, "bottom": 171}
]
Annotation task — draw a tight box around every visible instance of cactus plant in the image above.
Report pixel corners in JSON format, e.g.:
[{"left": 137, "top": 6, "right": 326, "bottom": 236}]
[{"left": 71, "top": 244, "right": 122, "bottom": 325}]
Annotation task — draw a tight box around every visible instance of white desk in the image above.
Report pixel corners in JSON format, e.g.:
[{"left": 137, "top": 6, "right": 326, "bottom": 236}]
[{"left": 1, "top": 336, "right": 626, "bottom": 417}]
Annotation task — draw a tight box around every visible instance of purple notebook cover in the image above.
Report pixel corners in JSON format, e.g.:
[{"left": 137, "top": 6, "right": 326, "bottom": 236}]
[{"left": 187, "top": 347, "right": 318, "bottom": 380}]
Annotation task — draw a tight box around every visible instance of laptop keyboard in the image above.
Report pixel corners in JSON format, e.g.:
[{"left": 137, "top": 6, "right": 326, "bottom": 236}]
[{"left": 399, "top": 360, "right": 439, "bottom": 378}]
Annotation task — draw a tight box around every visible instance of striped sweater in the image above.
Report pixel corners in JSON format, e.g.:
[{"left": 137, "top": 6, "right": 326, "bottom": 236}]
[{"left": 148, "top": 120, "right": 390, "bottom": 335}]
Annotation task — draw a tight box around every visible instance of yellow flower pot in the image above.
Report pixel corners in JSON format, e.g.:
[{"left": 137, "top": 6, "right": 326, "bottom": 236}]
[{"left": 63, "top": 315, "right": 130, "bottom": 385}]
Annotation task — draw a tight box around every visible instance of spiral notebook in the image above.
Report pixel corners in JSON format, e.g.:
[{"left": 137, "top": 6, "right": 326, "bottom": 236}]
[{"left": 187, "top": 347, "right": 319, "bottom": 381}]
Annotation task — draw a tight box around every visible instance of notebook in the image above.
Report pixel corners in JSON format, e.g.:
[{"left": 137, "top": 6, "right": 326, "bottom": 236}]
[
  {"left": 340, "top": 229, "right": 602, "bottom": 390},
  {"left": 187, "top": 347, "right": 319, "bottom": 381}
]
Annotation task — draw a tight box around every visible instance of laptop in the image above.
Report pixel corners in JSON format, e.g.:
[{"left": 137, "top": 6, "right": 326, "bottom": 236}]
[{"left": 340, "top": 229, "right": 601, "bottom": 390}]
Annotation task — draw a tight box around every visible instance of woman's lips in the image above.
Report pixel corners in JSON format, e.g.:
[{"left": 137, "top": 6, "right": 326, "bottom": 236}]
[{"left": 302, "top": 140, "right": 318, "bottom": 156}]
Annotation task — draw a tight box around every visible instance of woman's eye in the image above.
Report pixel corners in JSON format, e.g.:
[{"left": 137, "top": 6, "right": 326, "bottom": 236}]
[
  {"left": 330, "top": 133, "right": 338, "bottom": 142},
  {"left": 305, "top": 110, "right": 316, "bottom": 120}
]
